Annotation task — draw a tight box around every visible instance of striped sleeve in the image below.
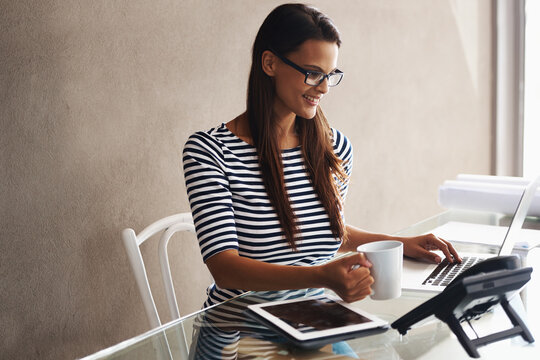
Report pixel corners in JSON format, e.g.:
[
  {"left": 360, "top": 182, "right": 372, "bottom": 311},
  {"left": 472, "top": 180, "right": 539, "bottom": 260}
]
[
  {"left": 182, "top": 131, "right": 239, "bottom": 262},
  {"left": 332, "top": 128, "right": 353, "bottom": 202}
]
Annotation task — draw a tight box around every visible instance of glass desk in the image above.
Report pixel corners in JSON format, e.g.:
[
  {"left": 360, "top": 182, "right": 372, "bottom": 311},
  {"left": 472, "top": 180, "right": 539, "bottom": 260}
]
[{"left": 81, "top": 210, "right": 540, "bottom": 360}]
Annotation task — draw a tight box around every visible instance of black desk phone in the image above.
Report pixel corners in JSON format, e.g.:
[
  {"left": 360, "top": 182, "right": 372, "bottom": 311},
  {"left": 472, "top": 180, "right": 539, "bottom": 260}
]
[{"left": 392, "top": 255, "right": 534, "bottom": 358}]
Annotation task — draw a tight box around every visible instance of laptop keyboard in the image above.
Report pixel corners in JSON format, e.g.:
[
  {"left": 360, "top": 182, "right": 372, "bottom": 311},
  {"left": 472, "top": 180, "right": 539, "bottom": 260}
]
[{"left": 422, "top": 256, "right": 485, "bottom": 287}]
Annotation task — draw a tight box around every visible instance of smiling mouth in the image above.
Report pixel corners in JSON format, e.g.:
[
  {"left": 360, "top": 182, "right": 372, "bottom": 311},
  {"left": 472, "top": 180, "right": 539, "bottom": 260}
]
[{"left": 303, "top": 94, "right": 320, "bottom": 105}]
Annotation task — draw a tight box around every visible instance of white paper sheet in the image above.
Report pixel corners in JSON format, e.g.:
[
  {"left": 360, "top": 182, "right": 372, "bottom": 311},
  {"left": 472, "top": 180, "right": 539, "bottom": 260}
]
[{"left": 430, "top": 221, "right": 540, "bottom": 250}]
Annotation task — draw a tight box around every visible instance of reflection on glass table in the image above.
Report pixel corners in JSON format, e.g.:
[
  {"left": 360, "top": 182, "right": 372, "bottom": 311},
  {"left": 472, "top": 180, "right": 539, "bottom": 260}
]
[{"left": 80, "top": 210, "right": 540, "bottom": 360}]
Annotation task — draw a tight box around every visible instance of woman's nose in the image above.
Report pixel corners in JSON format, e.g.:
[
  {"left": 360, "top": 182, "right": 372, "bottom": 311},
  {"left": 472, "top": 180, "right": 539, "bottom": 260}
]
[{"left": 315, "top": 77, "right": 330, "bottom": 94}]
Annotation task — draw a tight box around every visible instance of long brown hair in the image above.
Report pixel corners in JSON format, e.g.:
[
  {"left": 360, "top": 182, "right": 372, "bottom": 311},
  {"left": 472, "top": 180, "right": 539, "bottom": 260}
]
[{"left": 247, "top": 3, "right": 348, "bottom": 249}]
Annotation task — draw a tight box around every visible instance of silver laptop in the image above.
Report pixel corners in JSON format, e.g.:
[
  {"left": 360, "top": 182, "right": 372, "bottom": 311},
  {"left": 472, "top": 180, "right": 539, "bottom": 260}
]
[{"left": 402, "top": 174, "right": 540, "bottom": 293}]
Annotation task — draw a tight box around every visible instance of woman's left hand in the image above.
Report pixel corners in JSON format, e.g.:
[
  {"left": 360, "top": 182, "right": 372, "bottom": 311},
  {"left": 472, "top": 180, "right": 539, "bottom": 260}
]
[{"left": 399, "top": 234, "right": 462, "bottom": 264}]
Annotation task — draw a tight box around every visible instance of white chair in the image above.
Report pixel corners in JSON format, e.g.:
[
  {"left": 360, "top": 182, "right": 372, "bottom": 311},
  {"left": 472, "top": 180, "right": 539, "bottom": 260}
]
[{"left": 122, "top": 212, "right": 197, "bottom": 358}]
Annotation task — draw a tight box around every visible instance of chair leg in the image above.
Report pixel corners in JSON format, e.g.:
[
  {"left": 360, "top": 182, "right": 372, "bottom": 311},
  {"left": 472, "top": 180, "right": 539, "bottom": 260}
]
[
  {"left": 173, "top": 323, "right": 190, "bottom": 359},
  {"left": 152, "top": 330, "right": 174, "bottom": 360}
]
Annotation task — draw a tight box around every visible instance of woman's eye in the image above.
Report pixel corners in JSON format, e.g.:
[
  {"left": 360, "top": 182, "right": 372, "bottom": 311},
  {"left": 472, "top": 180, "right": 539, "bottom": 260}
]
[{"left": 307, "top": 72, "right": 325, "bottom": 81}]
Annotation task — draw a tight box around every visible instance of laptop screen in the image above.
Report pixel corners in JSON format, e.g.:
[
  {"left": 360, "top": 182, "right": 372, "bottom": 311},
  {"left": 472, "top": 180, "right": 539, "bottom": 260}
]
[{"left": 498, "top": 175, "right": 540, "bottom": 256}]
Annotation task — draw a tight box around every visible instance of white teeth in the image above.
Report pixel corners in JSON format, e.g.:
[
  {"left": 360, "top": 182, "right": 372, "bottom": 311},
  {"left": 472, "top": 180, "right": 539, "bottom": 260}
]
[{"left": 303, "top": 95, "right": 319, "bottom": 103}]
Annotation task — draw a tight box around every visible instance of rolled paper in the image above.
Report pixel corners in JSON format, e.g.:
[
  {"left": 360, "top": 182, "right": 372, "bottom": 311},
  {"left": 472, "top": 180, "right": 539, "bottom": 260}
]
[{"left": 438, "top": 175, "right": 540, "bottom": 216}]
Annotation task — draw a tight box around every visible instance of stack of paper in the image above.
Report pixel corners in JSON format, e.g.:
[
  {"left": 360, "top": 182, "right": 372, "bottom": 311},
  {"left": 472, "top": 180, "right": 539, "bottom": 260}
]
[{"left": 438, "top": 174, "right": 540, "bottom": 216}]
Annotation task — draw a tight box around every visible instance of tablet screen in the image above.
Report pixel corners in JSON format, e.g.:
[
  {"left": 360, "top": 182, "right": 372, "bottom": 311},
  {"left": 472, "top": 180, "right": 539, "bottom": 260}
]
[
  {"left": 248, "top": 294, "right": 388, "bottom": 342},
  {"left": 263, "top": 298, "right": 371, "bottom": 333}
]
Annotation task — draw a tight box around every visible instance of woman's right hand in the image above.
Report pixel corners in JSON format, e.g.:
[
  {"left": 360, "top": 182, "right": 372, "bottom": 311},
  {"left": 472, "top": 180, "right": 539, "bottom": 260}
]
[{"left": 319, "top": 253, "right": 374, "bottom": 303}]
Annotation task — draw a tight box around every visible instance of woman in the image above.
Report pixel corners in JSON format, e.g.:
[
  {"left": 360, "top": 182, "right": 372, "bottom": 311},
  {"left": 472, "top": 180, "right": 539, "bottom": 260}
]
[{"left": 183, "top": 3, "right": 460, "bottom": 309}]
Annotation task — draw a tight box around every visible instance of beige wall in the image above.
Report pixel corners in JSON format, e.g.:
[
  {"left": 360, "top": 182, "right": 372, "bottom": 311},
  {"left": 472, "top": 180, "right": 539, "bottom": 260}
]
[{"left": 0, "top": 1, "right": 493, "bottom": 359}]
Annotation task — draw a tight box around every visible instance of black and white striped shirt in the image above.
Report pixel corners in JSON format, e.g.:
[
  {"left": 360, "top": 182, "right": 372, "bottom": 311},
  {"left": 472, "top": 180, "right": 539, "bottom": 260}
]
[{"left": 183, "top": 123, "right": 353, "bottom": 306}]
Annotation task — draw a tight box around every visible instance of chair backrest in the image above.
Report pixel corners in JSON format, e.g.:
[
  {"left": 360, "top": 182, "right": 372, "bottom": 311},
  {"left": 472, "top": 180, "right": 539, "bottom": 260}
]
[{"left": 122, "top": 212, "right": 196, "bottom": 329}]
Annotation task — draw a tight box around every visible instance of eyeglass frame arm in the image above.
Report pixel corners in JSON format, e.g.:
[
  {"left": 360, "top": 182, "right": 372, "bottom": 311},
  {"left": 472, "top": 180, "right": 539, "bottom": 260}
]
[{"left": 269, "top": 49, "right": 344, "bottom": 86}]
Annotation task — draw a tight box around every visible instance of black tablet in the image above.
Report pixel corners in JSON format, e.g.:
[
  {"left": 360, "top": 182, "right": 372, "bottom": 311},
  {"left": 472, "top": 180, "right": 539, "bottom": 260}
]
[{"left": 246, "top": 294, "right": 389, "bottom": 349}]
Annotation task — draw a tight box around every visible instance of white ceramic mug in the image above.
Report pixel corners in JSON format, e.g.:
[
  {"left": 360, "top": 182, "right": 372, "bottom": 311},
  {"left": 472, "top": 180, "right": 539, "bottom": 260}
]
[{"left": 357, "top": 240, "right": 403, "bottom": 300}]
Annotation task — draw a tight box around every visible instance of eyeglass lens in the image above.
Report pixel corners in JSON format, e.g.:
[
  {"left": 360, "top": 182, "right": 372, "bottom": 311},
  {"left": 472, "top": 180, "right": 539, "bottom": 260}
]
[{"left": 305, "top": 72, "right": 343, "bottom": 87}]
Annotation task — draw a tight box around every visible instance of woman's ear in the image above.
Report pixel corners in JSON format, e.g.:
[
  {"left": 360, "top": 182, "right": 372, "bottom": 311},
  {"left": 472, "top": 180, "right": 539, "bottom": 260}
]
[{"left": 261, "top": 50, "right": 277, "bottom": 77}]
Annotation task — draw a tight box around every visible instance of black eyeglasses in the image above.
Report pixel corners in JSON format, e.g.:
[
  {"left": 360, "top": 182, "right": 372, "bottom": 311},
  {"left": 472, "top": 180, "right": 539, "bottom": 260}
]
[{"left": 271, "top": 51, "right": 344, "bottom": 87}]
